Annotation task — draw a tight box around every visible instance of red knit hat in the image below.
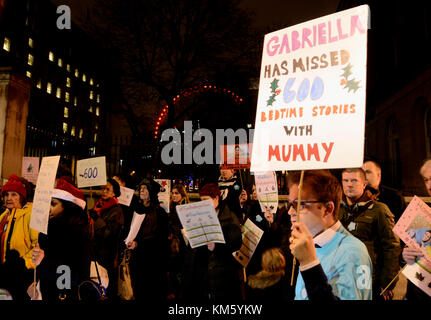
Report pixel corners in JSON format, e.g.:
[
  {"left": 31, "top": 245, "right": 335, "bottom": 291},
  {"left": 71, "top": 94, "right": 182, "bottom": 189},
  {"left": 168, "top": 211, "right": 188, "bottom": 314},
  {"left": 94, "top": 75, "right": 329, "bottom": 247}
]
[
  {"left": 51, "top": 178, "right": 86, "bottom": 210},
  {"left": 1, "top": 174, "right": 27, "bottom": 199}
]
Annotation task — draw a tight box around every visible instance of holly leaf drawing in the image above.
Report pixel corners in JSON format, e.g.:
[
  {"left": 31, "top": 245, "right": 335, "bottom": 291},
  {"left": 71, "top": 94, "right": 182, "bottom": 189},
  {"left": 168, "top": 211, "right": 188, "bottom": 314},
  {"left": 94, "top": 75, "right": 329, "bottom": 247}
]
[
  {"left": 341, "top": 64, "right": 353, "bottom": 79},
  {"left": 270, "top": 78, "right": 279, "bottom": 93},
  {"left": 267, "top": 95, "right": 276, "bottom": 106},
  {"left": 344, "top": 79, "right": 361, "bottom": 93},
  {"left": 415, "top": 272, "right": 425, "bottom": 281}
]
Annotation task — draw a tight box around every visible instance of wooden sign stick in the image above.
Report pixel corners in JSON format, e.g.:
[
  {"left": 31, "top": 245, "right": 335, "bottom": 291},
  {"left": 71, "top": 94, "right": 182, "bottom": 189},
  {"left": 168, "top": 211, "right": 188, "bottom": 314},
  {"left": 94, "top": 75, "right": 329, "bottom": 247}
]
[
  {"left": 291, "top": 170, "right": 305, "bottom": 286},
  {"left": 380, "top": 265, "right": 407, "bottom": 296}
]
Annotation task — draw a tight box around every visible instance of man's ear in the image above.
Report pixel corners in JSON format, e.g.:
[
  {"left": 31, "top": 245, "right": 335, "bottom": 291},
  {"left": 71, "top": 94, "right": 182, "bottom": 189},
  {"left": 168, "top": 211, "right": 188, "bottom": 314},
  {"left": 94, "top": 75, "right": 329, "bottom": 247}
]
[{"left": 323, "top": 201, "right": 335, "bottom": 218}]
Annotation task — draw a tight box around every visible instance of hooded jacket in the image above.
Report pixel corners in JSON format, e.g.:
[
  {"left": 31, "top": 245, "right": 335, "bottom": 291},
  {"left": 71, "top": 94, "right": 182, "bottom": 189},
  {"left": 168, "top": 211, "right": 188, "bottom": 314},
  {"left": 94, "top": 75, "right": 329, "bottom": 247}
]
[
  {"left": 0, "top": 203, "right": 39, "bottom": 269},
  {"left": 338, "top": 190, "right": 401, "bottom": 293}
]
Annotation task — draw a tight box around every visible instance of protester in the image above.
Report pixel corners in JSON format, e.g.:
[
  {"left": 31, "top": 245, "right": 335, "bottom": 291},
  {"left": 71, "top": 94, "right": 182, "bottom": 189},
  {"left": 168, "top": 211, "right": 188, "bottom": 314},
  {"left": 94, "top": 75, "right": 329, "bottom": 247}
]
[
  {"left": 167, "top": 183, "right": 190, "bottom": 299},
  {"left": 0, "top": 174, "right": 39, "bottom": 300},
  {"left": 218, "top": 167, "right": 243, "bottom": 221},
  {"left": 338, "top": 168, "right": 401, "bottom": 300},
  {"left": 287, "top": 170, "right": 372, "bottom": 300},
  {"left": 182, "top": 183, "right": 242, "bottom": 302},
  {"left": 88, "top": 178, "right": 124, "bottom": 300},
  {"left": 126, "top": 178, "right": 169, "bottom": 301},
  {"left": 362, "top": 160, "right": 406, "bottom": 222},
  {"left": 29, "top": 178, "right": 90, "bottom": 301},
  {"left": 401, "top": 159, "right": 431, "bottom": 300},
  {"left": 246, "top": 248, "right": 287, "bottom": 301}
]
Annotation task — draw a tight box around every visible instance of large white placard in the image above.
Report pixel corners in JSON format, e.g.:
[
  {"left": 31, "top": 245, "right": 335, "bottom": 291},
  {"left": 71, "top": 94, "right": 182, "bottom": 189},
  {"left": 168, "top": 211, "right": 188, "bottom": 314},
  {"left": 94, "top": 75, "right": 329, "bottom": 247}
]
[
  {"left": 233, "top": 219, "right": 264, "bottom": 267},
  {"left": 251, "top": 5, "right": 369, "bottom": 172},
  {"left": 76, "top": 156, "right": 107, "bottom": 188},
  {"left": 255, "top": 171, "right": 279, "bottom": 214},
  {"left": 30, "top": 155, "right": 60, "bottom": 234},
  {"left": 154, "top": 179, "right": 171, "bottom": 213},
  {"left": 175, "top": 200, "right": 225, "bottom": 249},
  {"left": 21, "top": 157, "right": 39, "bottom": 185}
]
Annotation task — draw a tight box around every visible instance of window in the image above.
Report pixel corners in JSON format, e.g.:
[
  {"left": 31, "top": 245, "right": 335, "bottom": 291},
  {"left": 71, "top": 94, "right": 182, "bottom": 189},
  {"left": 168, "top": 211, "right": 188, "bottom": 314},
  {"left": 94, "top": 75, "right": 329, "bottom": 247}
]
[
  {"left": 66, "top": 64, "right": 71, "bottom": 72},
  {"left": 49, "top": 51, "right": 54, "bottom": 61},
  {"left": 58, "top": 58, "right": 63, "bottom": 67},
  {"left": 89, "top": 90, "right": 94, "bottom": 100},
  {"left": 97, "top": 94, "right": 100, "bottom": 103},
  {"left": 36, "top": 80, "right": 42, "bottom": 89},
  {"left": 66, "top": 77, "right": 71, "bottom": 88},
  {"left": 28, "top": 38, "right": 33, "bottom": 48},
  {"left": 56, "top": 87, "right": 61, "bottom": 99},
  {"left": 47, "top": 82, "right": 52, "bottom": 94},
  {"left": 63, "top": 122, "right": 68, "bottom": 134},
  {"left": 90, "top": 78, "right": 94, "bottom": 86},
  {"left": 3, "top": 37, "right": 10, "bottom": 52},
  {"left": 74, "top": 97, "right": 78, "bottom": 106},
  {"left": 64, "top": 107, "right": 69, "bottom": 118},
  {"left": 75, "top": 69, "right": 79, "bottom": 77},
  {"left": 82, "top": 73, "right": 86, "bottom": 82},
  {"left": 89, "top": 106, "right": 93, "bottom": 113},
  {"left": 79, "top": 128, "right": 83, "bottom": 139},
  {"left": 71, "top": 126, "right": 75, "bottom": 136},
  {"left": 27, "top": 53, "right": 34, "bottom": 66},
  {"left": 94, "top": 133, "right": 97, "bottom": 143},
  {"left": 96, "top": 107, "right": 100, "bottom": 116},
  {"left": 26, "top": 71, "right": 31, "bottom": 78},
  {"left": 65, "top": 92, "right": 70, "bottom": 102}
]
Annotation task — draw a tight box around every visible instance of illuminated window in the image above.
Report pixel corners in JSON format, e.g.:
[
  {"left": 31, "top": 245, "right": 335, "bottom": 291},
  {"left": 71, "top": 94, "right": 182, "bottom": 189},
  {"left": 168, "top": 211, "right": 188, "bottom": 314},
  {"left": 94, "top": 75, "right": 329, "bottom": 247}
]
[
  {"left": 90, "top": 78, "right": 94, "bottom": 86},
  {"left": 96, "top": 107, "right": 100, "bottom": 116},
  {"left": 95, "top": 123, "right": 99, "bottom": 130},
  {"left": 74, "top": 97, "right": 78, "bottom": 106},
  {"left": 49, "top": 51, "right": 54, "bottom": 61},
  {"left": 47, "top": 82, "right": 52, "bottom": 94},
  {"left": 26, "top": 71, "right": 31, "bottom": 78},
  {"left": 58, "top": 58, "right": 63, "bottom": 67},
  {"left": 27, "top": 53, "right": 34, "bottom": 66},
  {"left": 66, "top": 64, "right": 71, "bottom": 72},
  {"left": 97, "top": 94, "right": 100, "bottom": 103},
  {"left": 89, "top": 90, "right": 94, "bottom": 100},
  {"left": 28, "top": 38, "right": 33, "bottom": 48},
  {"left": 79, "top": 128, "right": 83, "bottom": 139},
  {"left": 89, "top": 106, "right": 93, "bottom": 113},
  {"left": 71, "top": 126, "right": 75, "bottom": 136},
  {"left": 75, "top": 69, "right": 79, "bottom": 77},
  {"left": 63, "top": 122, "right": 68, "bottom": 134},
  {"left": 82, "top": 74, "right": 86, "bottom": 82},
  {"left": 94, "top": 133, "right": 97, "bottom": 143},
  {"left": 56, "top": 87, "right": 61, "bottom": 99},
  {"left": 96, "top": 83, "right": 100, "bottom": 88},
  {"left": 36, "top": 80, "right": 42, "bottom": 89},
  {"left": 64, "top": 107, "right": 69, "bottom": 118},
  {"left": 3, "top": 38, "right": 10, "bottom": 52},
  {"left": 66, "top": 77, "right": 71, "bottom": 88},
  {"left": 65, "top": 92, "right": 70, "bottom": 102}
]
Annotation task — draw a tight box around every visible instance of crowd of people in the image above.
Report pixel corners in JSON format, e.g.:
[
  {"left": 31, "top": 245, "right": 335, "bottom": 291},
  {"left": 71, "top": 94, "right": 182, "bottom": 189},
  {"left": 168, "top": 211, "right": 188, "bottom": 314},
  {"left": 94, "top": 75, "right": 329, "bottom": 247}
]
[{"left": 0, "top": 158, "right": 430, "bottom": 302}]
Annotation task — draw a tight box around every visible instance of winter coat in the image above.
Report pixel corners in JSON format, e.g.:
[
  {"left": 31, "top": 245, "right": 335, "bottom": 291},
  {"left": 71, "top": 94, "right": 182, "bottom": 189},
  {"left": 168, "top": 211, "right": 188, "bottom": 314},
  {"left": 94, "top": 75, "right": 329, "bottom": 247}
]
[
  {"left": 182, "top": 202, "right": 242, "bottom": 302},
  {"left": 367, "top": 185, "right": 406, "bottom": 222},
  {"left": 0, "top": 203, "right": 39, "bottom": 269},
  {"left": 37, "top": 214, "right": 90, "bottom": 301},
  {"left": 338, "top": 190, "right": 401, "bottom": 294},
  {"left": 246, "top": 270, "right": 286, "bottom": 302},
  {"left": 93, "top": 203, "right": 124, "bottom": 271}
]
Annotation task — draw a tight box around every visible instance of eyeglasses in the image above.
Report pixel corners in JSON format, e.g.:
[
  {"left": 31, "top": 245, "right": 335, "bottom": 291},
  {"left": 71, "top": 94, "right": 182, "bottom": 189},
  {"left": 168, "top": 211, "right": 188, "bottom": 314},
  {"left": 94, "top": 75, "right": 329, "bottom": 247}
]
[{"left": 287, "top": 200, "right": 328, "bottom": 211}]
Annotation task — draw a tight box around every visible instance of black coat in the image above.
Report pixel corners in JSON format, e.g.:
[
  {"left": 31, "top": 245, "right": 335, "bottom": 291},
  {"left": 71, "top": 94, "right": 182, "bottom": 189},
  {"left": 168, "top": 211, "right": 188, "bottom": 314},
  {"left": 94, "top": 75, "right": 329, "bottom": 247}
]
[{"left": 182, "top": 202, "right": 242, "bottom": 302}]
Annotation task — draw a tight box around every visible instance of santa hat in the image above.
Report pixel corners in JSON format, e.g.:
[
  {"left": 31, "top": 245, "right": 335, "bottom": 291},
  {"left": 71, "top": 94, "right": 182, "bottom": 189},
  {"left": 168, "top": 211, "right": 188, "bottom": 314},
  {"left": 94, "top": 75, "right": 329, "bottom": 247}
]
[
  {"left": 51, "top": 178, "right": 86, "bottom": 210},
  {"left": 1, "top": 174, "right": 27, "bottom": 199}
]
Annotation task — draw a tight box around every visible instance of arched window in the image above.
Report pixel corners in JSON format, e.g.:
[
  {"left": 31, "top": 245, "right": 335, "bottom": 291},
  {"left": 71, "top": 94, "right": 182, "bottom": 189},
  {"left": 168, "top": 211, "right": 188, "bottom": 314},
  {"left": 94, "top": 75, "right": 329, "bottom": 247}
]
[{"left": 387, "top": 117, "right": 402, "bottom": 187}]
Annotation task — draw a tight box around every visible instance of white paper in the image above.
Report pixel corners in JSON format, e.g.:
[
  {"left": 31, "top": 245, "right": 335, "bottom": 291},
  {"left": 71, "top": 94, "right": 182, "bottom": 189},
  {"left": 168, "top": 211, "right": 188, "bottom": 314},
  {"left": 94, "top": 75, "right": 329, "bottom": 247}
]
[
  {"left": 233, "top": 219, "right": 264, "bottom": 267},
  {"left": 154, "top": 179, "right": 170, "bottom": 213},
  {"left": 176, "top": 200, "right": 225, "bottom": 249},
  {"left": 76, "top": 156, "right": 107, "bottom": 188},
  {"left": 402, "top": 259, "right": 431, "bottom": 297},
  {"left": 30, "top": 155, "right": 60, "bottom": 234},
  {"left": 251, "top": 5, "right": 369, "bottom": 172},
  {"left": 255, "top": 171, "right": 279, "bottom": 214},
  {"left": 124, "top": 211, "right": 146, "bottom": 244},
  {"left": 117, "top": 186, "right": 134, "bottom": 206},
  {"left": 21, "top": 157, "right": 39, "bottom": 185}
]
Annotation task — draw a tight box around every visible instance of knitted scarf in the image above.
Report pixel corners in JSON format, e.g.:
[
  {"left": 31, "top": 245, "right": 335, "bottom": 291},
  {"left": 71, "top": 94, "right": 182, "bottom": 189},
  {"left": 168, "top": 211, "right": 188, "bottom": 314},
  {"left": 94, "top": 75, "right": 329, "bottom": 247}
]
[{"left": 94, "top": 197, "right": 118, "bottom": 216}]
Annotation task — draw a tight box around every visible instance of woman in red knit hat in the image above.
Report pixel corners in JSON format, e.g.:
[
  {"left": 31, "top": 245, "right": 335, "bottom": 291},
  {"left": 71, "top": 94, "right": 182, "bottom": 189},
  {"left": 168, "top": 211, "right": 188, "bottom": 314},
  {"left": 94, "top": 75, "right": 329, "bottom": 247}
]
[
  {"left": 0, "top": 174, "right": 39, "bottom": 300},
  {"left": 29, "top": 178, "right": 90, "bottom": 301}
]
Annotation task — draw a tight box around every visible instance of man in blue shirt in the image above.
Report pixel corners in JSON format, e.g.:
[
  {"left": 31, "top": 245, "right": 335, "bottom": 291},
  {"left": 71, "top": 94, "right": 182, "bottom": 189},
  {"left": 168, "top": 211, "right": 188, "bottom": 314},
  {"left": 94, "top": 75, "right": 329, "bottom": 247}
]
[{"left": 287, "top": 170, "right": 372, "bottom": 300}]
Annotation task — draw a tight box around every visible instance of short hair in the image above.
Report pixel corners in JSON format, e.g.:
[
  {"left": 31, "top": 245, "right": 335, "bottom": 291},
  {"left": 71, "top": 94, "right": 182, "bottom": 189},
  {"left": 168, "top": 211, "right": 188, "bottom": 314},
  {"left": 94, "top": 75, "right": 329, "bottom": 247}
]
[
  {"left": 342, "top": 168, "right": 367, "bottom": 181},
  {"left": 420, "top": 159, "right": 431, "bottom": 177},
  {"left": 261, "top": 248, "right": 286, "bottom": 274},
  {"left": 287, "top": 170, "right": 342, "bottom": 218},
  {"left": 364, "top": 160, "right": 381, "bottom": 174},
  {"left": 199, "top": 183, "right": 221, "bottom": 200}
]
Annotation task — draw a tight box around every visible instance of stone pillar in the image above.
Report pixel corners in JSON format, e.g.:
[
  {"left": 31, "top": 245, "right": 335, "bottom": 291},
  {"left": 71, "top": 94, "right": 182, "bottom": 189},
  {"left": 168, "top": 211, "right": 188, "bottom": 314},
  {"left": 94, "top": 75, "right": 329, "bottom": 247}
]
[{"left": 0, "top": 68, "right": 31, "bottom": 180}]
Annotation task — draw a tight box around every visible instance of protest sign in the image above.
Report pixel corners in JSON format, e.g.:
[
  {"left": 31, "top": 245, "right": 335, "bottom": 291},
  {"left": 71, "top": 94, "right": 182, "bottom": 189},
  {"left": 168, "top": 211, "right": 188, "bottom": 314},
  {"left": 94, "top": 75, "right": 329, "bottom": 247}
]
[
  {"left": 393, "top": 196, "right": 431, "bottom": 263},
  {"left": 251, "top": 5, "right": 369, "bottom": 172},
  {"left": 21, "top": 157, "right": 39, "bottom": 185},
  {"left": 220, "top": 144, "right": 252, "bottom": 170},
  {"left": 155, "top": 179, "right": 171, "bottom": 213},
  {"left": 30, "top": 155, "right": 60, "bottom": 234},
  {"left": 124, "top": 211, "right": 146, "bottom": 244},
  {"left": 402, "top": 258, "right": 431, "bottom": 297},
  {"left": 76, "top": 156, "right": 107, "bottom": 188},
  {"left": 118, "top": 186, "right": 134, "bottom": 206},
  {"left": 233, "top": 219, "right": 264, "bottom": 267},
  {"left": 175, "top": 200, "right": 225, "bottom": 249},
  {"left": 255, "top": 171, "right": 279, "bottom": 214}
]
